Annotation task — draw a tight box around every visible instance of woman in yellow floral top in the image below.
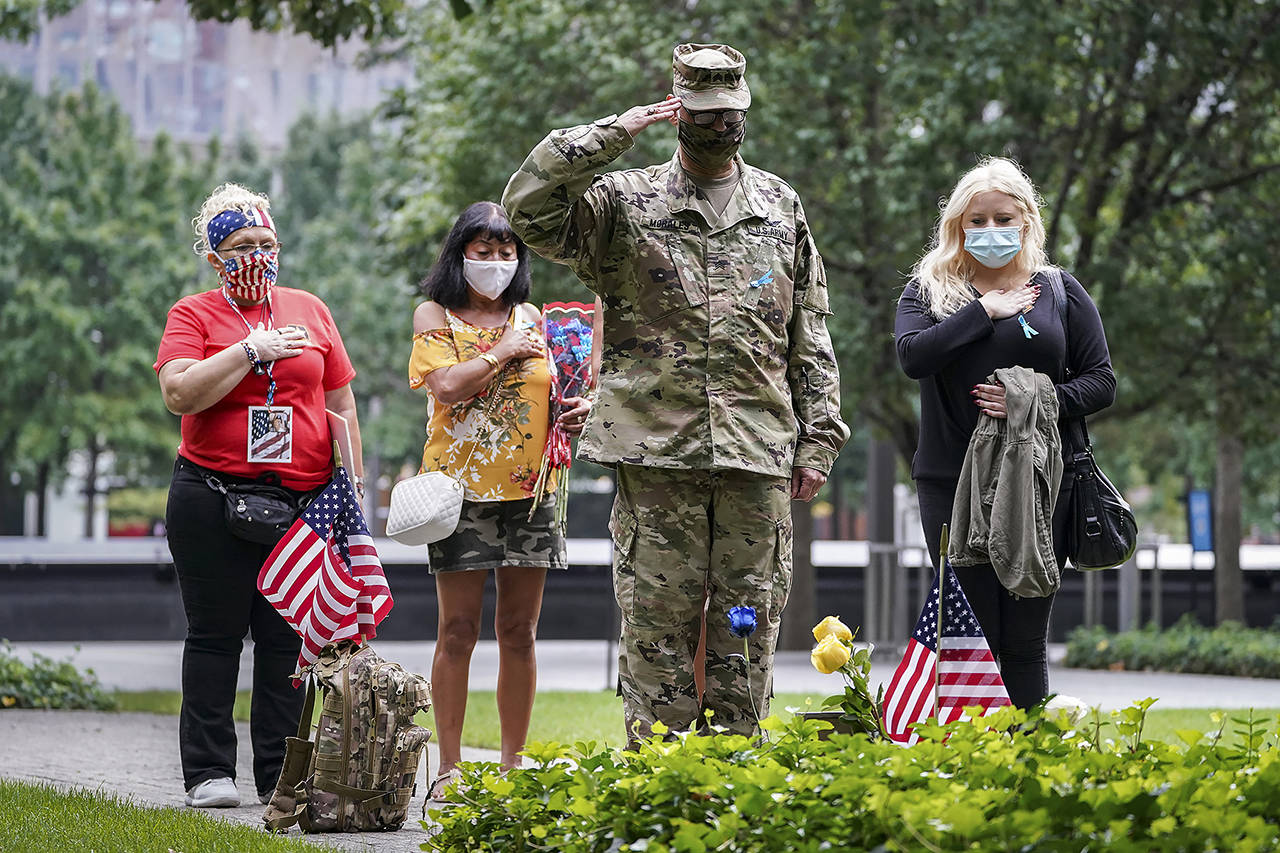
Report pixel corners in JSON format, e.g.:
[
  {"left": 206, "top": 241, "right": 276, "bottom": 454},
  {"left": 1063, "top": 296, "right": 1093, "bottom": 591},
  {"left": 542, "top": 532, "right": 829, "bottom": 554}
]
[{"left": 408, "top": 202, "right": 592, "bottom": 803}]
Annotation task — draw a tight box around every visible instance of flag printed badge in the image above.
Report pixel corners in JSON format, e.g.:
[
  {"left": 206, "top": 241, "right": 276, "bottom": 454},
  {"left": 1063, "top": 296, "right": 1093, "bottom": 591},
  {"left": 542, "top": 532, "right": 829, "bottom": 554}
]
[
  {"left": 248, "top": 406, "right": 292, "bottom": 463},
  {"left": 257, "top": 466, "right": 392, "bottom": 675},
  {"left": 881, "top": 558, "right": 1011, "bottom": 744}
]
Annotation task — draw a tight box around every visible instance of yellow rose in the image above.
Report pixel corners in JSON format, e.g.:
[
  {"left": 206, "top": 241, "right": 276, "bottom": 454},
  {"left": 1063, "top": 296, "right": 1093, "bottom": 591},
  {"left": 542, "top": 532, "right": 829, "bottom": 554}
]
[
  {"left": 812, "top": 615, "right": 854, "bottom": 644},
  {"left": 810, "top": 634, "right": 851, "bottom": 674}
]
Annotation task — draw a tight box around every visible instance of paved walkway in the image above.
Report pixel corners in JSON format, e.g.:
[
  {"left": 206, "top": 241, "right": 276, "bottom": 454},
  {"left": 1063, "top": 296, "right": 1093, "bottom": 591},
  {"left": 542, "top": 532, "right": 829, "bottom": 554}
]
[
  {"left": 3, "top": 640, "right": 1279, "bottom": 852},
  {"left": 12, "top": 639, "right": 1280, "bottom": 709}
]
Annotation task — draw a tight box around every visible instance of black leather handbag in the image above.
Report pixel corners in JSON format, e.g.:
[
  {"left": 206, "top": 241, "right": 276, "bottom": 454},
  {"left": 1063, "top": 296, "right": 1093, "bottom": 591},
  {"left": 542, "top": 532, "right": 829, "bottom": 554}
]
[
  {"left": 1066, "top": 440, "right": 1138, "bottom": 570},
  {"left": 1049, "top": 269, "right": 1138, "bottom": 570}
]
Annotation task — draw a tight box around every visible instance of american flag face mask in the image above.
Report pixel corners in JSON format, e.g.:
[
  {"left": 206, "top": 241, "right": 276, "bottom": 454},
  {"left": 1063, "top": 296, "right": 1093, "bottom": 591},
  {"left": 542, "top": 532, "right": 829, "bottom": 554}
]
[
  {"left": 207, "top": 207, "right": 279, "bottom": 303},
  {"left": 220, "top": 249, "right": 279, "bottom": 303}
]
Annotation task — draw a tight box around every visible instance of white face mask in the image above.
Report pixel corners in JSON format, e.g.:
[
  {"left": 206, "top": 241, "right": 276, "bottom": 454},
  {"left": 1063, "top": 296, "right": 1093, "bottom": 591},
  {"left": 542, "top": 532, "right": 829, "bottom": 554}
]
[{"left": 463, "top": 258, "right": 518, "bottom": 299}]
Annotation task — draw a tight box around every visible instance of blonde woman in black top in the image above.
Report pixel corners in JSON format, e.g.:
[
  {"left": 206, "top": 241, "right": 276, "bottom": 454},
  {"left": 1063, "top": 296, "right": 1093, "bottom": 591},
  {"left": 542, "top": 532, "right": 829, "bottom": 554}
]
[{"left": 894, "top": 157, "right": 1115, "bottom": 708}]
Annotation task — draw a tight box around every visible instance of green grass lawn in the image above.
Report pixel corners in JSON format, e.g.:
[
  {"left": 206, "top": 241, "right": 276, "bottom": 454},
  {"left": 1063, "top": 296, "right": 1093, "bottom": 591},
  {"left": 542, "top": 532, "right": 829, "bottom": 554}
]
[
  {"left": 114, "top": 689, "right": 1279, "bottom": 751},
  {"left": 0, "top": 779, "right": 342, "bottom": 853}
]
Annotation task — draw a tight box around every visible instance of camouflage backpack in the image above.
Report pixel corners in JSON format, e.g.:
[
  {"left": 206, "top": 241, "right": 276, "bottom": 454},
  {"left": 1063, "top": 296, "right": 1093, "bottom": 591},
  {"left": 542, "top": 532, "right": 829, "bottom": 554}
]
[{"left": 263, "top": 641, "right": 432, "bottom": 833}]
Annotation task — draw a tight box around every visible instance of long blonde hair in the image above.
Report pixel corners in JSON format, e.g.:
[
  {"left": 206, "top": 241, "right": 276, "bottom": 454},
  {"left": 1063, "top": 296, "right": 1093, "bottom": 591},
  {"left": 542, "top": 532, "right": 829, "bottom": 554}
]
[
  {"left": 909, "top": 157, "right": 1051, "bottom": 319},
  {"left": 191, "top": 182, "right": 272, "bottom": 255}
]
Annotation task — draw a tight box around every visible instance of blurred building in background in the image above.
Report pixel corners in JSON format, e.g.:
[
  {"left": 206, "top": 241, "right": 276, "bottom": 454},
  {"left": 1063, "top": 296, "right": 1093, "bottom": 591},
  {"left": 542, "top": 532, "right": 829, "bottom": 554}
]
[{"left": 0, "top": 0, "right": 409, "bottom": 149}]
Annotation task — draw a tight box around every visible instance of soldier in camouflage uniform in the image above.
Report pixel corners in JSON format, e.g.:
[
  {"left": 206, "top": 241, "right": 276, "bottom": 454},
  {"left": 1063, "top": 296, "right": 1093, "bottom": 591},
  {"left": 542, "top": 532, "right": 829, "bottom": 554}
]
[{"left": 502, "top": 43, "right": 849, "bottom": 741}]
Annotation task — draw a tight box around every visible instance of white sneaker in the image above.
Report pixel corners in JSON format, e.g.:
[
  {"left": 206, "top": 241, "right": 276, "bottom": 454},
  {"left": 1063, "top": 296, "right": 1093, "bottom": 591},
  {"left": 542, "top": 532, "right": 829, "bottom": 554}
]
[{"left": 185, "top": 777, "right": 240, "bottom": 808}]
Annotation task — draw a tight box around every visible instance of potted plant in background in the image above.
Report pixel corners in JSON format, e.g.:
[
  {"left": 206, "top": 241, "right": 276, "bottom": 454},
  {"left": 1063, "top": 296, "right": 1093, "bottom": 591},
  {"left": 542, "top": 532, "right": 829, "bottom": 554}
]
[{"left": 801, "top": 616, "right": 887, "bottom": 740}]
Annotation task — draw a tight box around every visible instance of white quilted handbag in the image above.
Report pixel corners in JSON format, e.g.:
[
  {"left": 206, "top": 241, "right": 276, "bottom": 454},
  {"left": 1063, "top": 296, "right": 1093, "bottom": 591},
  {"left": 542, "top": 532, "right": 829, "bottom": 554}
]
[
  {"left": 388, "top": 361, "right": 508, "bottom": 546},
  {"left": 385, "top": 471, "right": 465, "bottom": 546}
]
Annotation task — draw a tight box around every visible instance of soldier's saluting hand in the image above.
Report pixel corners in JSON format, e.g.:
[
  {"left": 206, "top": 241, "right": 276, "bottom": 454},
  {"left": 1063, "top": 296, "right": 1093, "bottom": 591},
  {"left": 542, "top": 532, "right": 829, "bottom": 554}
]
[{"left": 617, "top": 95, "right": 683, "bottom": 137}]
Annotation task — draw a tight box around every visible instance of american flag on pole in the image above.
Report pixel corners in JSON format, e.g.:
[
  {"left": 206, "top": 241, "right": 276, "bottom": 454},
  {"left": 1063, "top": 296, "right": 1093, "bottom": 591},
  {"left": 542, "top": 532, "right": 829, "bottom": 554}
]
[
  {"left": 257, "top": 467, "right": 392, "bottom": 673},
  {"left": 881, "top": 561, "right": 1011, "bottom": 744}
]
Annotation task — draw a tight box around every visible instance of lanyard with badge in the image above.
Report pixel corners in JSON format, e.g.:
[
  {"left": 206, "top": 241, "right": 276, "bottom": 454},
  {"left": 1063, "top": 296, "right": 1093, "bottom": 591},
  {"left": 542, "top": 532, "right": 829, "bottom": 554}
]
[{"left": 223, "top": 288, "right": 293, "bottom": 463}]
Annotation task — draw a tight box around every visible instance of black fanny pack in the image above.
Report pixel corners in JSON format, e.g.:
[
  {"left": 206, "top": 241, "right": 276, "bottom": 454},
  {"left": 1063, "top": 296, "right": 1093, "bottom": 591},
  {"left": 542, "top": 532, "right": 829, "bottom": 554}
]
[{"left": 202, "top": 472, "right": 315, "bottom": 546}]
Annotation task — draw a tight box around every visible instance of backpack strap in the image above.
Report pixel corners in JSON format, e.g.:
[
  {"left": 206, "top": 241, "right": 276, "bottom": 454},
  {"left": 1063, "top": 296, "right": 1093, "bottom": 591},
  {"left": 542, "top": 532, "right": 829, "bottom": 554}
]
[
  {"left": 311, "top": 775, "right": 397, "bottom": 805},
  {"left": 262, "top": 677, "right": 318, "bottom": 832}
]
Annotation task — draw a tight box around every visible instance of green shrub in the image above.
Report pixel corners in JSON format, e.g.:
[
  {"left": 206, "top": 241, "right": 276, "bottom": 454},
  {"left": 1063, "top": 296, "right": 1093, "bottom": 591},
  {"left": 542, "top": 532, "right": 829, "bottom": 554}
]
[
  {"left": 0, "top": 641, "right": 118, "bottom": 710},
  {"left": 424, "top": 703, "right": 1280, "bottom": 852},
  {"left": 1064, "top": 615, "right": 1280, "bottom": 677}
]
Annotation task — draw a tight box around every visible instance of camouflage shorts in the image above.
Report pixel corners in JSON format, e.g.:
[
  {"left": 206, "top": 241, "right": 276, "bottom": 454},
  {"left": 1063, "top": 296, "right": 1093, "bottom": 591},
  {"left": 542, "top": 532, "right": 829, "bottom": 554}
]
[{"left": 427, "top": 493, "right": 567, "bottom": 573}]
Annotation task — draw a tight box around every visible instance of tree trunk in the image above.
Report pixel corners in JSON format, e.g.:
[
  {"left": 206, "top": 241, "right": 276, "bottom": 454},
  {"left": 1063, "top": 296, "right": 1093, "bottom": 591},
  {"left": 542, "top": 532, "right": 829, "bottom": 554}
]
[
  {"left": 829, "top": 462, "right": 844, "bottom": 540},
  {"left": 83, "top": 442, "right": 99, "bottom": 539},
  {"left": 1213, "top": 428, "right": 1244, "bottom": 624},
  {"left": 0, "top": 452, "right": 23, "bottom": 535},
  {"left": 36, "top": 461, "right": 49, "bottom": 537},
  {"left": 780, "top": 498, "right": 816, "bottom": 650}
]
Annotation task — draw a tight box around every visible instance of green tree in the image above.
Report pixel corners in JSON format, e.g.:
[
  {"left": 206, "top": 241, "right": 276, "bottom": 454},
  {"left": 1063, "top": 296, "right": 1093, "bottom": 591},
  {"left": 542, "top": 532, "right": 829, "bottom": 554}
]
[
  {"left": 1, "top": 0, "right": 482, "bottom": 48},
  {"left": 0, "top": 77, "right": 206, "bottom": 534},
  {"left": 0, "top": 0, "right": 77, "bottom": 41}
]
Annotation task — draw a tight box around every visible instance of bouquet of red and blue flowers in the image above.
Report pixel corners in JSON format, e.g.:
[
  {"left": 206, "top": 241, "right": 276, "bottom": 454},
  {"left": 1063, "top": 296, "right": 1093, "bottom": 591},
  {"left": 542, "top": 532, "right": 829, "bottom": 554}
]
[{"left": 529, "top": 301, "right": 595, "bottom": 528}]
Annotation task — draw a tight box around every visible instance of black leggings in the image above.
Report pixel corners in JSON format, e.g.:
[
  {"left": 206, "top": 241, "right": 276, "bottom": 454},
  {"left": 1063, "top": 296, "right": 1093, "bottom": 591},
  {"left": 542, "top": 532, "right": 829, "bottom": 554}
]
[
  {"left": 165, "top": 456, "right": 306, "bottom": 796},
  {"left": 914, "top": 476, "right": 1073, "bottom": 710}
]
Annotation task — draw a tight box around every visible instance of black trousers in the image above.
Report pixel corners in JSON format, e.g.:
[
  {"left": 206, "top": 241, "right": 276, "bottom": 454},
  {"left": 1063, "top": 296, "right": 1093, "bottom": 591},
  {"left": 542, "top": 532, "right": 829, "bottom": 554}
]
[
  {"left": 165, "top": 457, "right": 305, "bottom": 795},
  {"left": 914, "top": 475, "right": 1073, "bottom": 710}
]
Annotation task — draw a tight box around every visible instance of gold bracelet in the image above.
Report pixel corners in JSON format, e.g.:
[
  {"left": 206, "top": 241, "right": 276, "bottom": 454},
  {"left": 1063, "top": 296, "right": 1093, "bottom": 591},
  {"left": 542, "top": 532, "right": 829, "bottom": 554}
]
[{"left": 479, "top": 352, "right": 501, "bottom": 372}]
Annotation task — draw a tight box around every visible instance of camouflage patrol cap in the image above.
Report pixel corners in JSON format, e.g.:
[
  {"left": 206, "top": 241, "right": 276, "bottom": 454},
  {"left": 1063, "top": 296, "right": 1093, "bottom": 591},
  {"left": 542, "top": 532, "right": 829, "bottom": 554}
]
[{"left": 672, "top": 43, "right": 751, "bottom": 111}]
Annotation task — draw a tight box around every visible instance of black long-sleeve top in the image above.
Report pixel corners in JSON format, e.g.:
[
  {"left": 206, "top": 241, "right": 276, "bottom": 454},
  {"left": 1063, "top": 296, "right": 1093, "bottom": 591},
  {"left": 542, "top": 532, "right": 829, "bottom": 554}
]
[{"left": 895, "top": 270, "right": 1116, "bottom": 481}]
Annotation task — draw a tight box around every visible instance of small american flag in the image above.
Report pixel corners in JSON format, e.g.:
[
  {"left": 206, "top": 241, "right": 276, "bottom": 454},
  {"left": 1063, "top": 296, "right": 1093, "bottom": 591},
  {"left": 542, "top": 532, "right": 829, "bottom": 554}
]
[
  {"left": 881, "top": 561, "right": 1011, "bottom": 744},
  {"left": 249, "top": 406, "right": 291, "bottom": 463},
  {"left": 257, "top": 467, "right": 392, "bottom": 673}
]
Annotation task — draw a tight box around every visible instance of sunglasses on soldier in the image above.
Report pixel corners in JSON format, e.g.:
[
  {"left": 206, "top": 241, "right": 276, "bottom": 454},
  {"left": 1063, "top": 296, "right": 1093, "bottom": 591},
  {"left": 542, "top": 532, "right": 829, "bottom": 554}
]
[{"left": 686, "top": 108, "right": 747, "bottom": 127}]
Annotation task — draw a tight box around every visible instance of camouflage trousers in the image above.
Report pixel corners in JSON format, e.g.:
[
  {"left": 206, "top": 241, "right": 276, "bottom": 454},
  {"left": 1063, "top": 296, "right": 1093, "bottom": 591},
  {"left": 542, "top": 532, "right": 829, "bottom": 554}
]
[{"left": 610, "top": 463, "right": 793, "bottom": 742}]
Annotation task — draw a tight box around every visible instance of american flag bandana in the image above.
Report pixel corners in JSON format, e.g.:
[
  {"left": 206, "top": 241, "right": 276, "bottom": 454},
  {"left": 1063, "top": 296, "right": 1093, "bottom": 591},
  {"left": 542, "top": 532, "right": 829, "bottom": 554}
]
[{"left": 207, "top": 207, "right": 275, "bottom": 249}]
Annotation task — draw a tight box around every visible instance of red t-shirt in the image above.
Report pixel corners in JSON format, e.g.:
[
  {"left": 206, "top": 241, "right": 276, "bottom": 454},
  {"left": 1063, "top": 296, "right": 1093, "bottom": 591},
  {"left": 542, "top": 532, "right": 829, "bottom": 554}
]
[{"left": 154, "top": 287, "right": 356, "bottom": 489}]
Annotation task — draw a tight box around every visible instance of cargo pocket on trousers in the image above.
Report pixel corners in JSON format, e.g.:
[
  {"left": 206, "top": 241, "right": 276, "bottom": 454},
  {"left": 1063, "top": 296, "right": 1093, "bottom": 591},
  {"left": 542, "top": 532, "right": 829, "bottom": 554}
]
[
  {"left": 609, "top": 505, "right": 639, "bottom": 624},
  {"left": 770, "top": 518, "right": 794, "bottom": 619}
]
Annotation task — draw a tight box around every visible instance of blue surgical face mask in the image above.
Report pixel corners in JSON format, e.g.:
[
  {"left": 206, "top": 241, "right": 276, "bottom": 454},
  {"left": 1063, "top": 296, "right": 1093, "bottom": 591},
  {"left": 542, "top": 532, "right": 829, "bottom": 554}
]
[{"left": 964, "top": 225, "right": 1022, "bottom": 269}]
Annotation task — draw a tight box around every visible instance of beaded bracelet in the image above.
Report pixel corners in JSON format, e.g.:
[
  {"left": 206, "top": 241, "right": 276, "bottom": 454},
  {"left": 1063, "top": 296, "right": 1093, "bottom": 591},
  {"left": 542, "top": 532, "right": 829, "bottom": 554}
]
[{"left": 240, "top": 340, "right": 265, "bottom": 374}]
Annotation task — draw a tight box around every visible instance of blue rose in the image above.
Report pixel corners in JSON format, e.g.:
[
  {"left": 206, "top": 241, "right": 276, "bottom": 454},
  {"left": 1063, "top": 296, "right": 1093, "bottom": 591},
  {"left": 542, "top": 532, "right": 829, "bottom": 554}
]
[{"left": 728, "top": 605, "right": 757, "bottom": 639}]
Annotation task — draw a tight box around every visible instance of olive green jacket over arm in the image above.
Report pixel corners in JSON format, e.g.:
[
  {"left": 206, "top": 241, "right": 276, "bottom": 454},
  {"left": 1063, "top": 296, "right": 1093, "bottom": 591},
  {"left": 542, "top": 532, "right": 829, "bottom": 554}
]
[
  {"left": 948, "top": 366, "right": 1064, "bottom": 598},
  {"left": 501, "top": 115, "right": 849, "bottom": 477}
]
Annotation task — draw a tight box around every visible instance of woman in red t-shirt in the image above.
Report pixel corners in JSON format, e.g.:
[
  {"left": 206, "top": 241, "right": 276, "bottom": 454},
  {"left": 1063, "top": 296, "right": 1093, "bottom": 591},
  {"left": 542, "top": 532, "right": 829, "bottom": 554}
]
[{"left": 154, "top": 182, "right": 365, "bottom": 809}]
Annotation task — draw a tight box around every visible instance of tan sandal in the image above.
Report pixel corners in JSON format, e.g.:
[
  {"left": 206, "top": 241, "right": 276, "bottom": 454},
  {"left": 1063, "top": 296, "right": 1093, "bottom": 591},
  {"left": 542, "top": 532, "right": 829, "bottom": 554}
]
[{"left": 427, "top": 768, "right": 462, "bottom": 804}]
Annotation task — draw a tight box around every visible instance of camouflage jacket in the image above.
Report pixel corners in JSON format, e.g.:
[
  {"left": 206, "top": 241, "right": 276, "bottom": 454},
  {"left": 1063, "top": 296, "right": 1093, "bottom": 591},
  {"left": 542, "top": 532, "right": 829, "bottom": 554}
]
[{"left": 502, "top": 115, "right": 849, "bottom": 476}]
